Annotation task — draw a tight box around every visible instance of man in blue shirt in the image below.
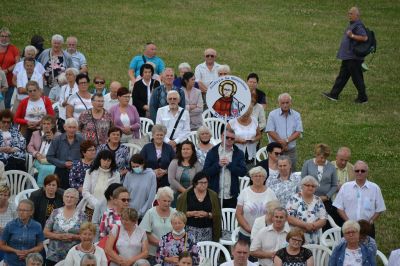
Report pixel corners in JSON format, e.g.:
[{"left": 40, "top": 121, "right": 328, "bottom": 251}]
[
  {"left": 128, "top": 42, "right": 165, "bottom": 85},
  {"left": 265, "top": 93, "right": 303, "bottom": 170},
  {"left": 323, "top": 7, "right": 368, "bottom": 103}
]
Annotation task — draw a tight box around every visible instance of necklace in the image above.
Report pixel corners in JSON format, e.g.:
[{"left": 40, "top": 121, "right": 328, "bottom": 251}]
[{"left": 79, "top": 243, "right": 94, "bottom": 253}]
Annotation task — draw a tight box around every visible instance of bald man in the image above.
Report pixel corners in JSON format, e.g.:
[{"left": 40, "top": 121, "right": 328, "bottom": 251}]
[
  {"left": 323, "top": 7, "right": 369, "bottom": 103},
  {"left": 332, "top": 147, "right": 355, "bottom": 191},
  {"left": 104, "top": 81, "right": 121, "bottom": 111}
]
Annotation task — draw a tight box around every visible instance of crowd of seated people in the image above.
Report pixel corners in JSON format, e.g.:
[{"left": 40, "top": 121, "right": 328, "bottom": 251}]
[{"left": 0, "top": 28, "right": 392, "bottom": 265}]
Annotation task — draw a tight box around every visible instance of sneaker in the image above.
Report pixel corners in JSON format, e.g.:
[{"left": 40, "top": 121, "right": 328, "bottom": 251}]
[
  {"left": 354, "top": 98, "right": 368, "bottom": 104},
  {"left": 322, "top": 92, "right": 338, "bottom": 101}
]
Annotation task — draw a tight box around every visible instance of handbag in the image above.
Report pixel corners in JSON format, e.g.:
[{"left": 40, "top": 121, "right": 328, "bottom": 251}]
[{"left": 97, "top": 225, "right": 121, "bottom": 265}]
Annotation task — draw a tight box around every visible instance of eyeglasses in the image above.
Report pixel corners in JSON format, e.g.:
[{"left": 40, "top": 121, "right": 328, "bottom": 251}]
[
  {"left": 0, "top": 35, "right": 9, "bottom": 38},
  {"left": 303, "top": 184, "right": 317, "bottom": 188},
  {"left": 344, "top": 230, "right": 357, "bottom": 235},
  {"left": 274, "top": 152, "right": 282, "bottom": 156},
  {"left": 121, "top": 95, "right": 131, "bottom": 99},
  {"left": 290, "top": 238, "right": 303, "bottom": 243},
  {"left": 87, "top": 148, "right": 96, "bottom": 152},
  {"left": 354, "top": 169, "right": 366, "bottom": 173},
  {"left": 79, "top": 81, "right": 88, "bottom": 85},
  {"left": 120, "top": 198, "right": 131, "bottom": 202},
  {"left": 28, "top": 90, "right": 37, "bottom": 93},
  {"left": 225, "top": 136, "right": 235, "bottom": 141},
  {"left": 95, "top": 81, "right": 105, "bottom": 84},
  {"left": 206, "top": 54, "right": 215, "bottom": 58},
  {"left": 168, "top": 97, "right": 178, "bottom": 100}
]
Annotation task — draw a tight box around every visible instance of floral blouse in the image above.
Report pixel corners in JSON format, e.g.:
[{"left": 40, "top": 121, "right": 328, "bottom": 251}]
[
  {"left": 0, "top": 126, "right": 26, "bottom": 161},
  {"left": 97, "top": 143, "right": 129, "bottom": 171},
  {"left": 45, "top": 207, "right": 87, "bottom": 262},
  {"left": 267, "top": 173, "right": 301, "bottom": 207},
  {"left": 286, "top": 193, "right": 327, "bottom": 244},
  {"left": 156, "top": 232, "right": 199, "bottom": 266},
  {"left": 78, "top": 110, "right": 113, "bottom": 145},
  {"left": 69, "top": 160, "right": 92, "bottom": 191}
]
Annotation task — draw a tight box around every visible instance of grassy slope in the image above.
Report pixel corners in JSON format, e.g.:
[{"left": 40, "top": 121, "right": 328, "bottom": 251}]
[{"left": 2, "top": 0, "right": 399, "bottom": 255}]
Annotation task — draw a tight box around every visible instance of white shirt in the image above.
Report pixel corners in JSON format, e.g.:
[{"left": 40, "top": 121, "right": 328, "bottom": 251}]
[
  {"left": 343, "top": 247, "right": 363, "bottom": 266},
  {"left": 388, "top": 249, "right": 400, "bottom": 266},
  {"left": 13, "top": 60, "right": 45, "bottom": 76},
  {"left": 333, "top": 180, "right": 386, "bottom": 221},
  {"left": 250, "top": 223, "right": 290, "bottom": 266},
  {"left": 155, "top": 105, "right": 190, "bottom": 144},
  {"left": 194, "top": 61, "right": 220, "bottom": 87},
  {"left": 229, "top": 117, "right": 259, "bottom": 160},
  {"left": 67, "top": 93, "right": 93, "bottom": 121},
  {"left": 16, "top": 70, "right": 43, "bottom": 100},
  {"left": 25, "top": 98, "right": 46, "bottom": 122},
  {"left": 237, "top": 186, "right": 277, "bottom": 236},
  {"left": 103, "top": 93, "right": 119, "bottom": 111},
  {"left": 58, "top": 83, "right": 79, "bottom": 120}
]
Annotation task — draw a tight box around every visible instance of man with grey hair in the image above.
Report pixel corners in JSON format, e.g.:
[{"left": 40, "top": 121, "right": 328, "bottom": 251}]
[
  {"left": 47, "top": 117, "right": 83, "bottom": 189},
  {"left": 26, "top": 252, "right": 43, "bottom": 266},
  {"left": 204, "top": 128, "right": 247, "bottom": 208},
  {"left": 65, "top": 36, "right": 88, "bottom": 73},
  {"left": 149, "top": 68, "right": 185, "bottom": 122},
  {"left": 333, "top": 160, "right": 386, "bottom": 238},
  {"left": 128, "top": 42, "right": 165, "bottom": 85},
  {"left": 104, "top": 81, "right": 121, "bottom": 111},
  {"left": 156, "top": 90, "right": 190, "bottom": 149},
  {"left": 250, "top": 207, "right": 290, "bottom": 266},
  {"left": 265, "top": 93, "right": 303, "bottom": 170},
  {"left": 195, "top": 48, "right": 221, "bottom": 108},
  {"left": 323, "top": 6, "right": 369, "bottom": 103}
]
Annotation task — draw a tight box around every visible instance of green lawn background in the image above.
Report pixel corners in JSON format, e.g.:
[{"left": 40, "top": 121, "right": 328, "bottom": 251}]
[{"left": 2, "top": 0, "right": 399, "bottom": 256}]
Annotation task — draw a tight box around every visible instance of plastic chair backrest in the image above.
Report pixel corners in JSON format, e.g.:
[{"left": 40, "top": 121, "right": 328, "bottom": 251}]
[{"left": 197, "top": 241, "right": 232, "bottom": 266}]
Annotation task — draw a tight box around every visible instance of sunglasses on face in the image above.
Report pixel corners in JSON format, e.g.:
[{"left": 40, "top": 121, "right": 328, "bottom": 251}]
[
  {"left": 206, "top": 54, "right": 215, "bottom": 58},
  {"left": 120, "top": 198, "right": 131, "bottom": 202},
  {"left": 95, "top": 81, "right": 105, "bottom": 84},
  {"left": 354, "top": 169, "right": 366, "bottom": 173}
]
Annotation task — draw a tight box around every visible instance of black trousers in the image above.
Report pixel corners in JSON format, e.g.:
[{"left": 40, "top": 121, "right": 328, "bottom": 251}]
[
  {"left": 330, "top": 59, "right": 367, "bottom": 100},
  {"left": 220, "top": 197, "right": 237, "bottom": 209}
]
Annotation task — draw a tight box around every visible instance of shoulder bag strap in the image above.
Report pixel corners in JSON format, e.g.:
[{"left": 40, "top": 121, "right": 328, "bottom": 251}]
[
  {"left": 76, "top": 93, "right": 89, "bottom": 110},
  {"left": 89, "top": 109, "right": 100, "bottom": 145},
  {"left": 169, "top": 109, "right": 184, "bottom": 140}
]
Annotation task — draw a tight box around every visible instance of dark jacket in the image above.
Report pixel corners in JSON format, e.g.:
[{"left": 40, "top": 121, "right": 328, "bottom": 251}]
[
  {"left": 329, "top": 241, "right": 376, "bottom": 266},
  {"left": 203, "top": 144, "right": 247, "bottom": 198},
  {"left": 29, "top": 187, "right": 64, "bottom": 228},
  {"left": 140, "top": 141, "right": 175, "bottom": 187},
  {"left": 132, "top": 79, "right": 160, "bottom": 117}
]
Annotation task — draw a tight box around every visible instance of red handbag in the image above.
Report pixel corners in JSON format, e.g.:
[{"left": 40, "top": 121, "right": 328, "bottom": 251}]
[{"left": 97, "top": 225, "right": 121, "bottom": 265}]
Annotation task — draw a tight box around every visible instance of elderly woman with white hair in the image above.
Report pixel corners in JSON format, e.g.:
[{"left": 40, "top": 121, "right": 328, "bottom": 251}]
[
  {"left": 217, "top": 64, "right": 231, "bottom": 76},
  {"left": 37, "top": 34, "right": 73, "bottom": 96},
  {"left": 286, "top": 175, "right": 327, "bottom": 244},
  {"left": 25, "top": 252, "right": 44, "bottom": 266},
  {"left": 195, "top": 126, "right": 214, "bottom": 167},
  {"left": 329, "top": 220, "right": 376, "bottom": 266},
  {"left": 56, "top": 67, "right": 79, "bottom": 131},
  {"left": 139, "top": 186, "right": 176, "bottom": 265},
  {"left": 44, "top": 188, "right": 87, "bottom": 266},
  {"left": 236, "top": 166, "right": 277, "bottom": 241},
  {"left": 47, "top": 117, "right": 83, "bottom": 189}
]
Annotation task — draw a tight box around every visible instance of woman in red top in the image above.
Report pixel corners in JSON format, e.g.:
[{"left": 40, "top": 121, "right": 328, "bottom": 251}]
[
  {"left": 14, "top": 80, "right": 54, "bottom": 143},
  {"left": 0, "top": 27, "right": 20, "bottom": 109}
]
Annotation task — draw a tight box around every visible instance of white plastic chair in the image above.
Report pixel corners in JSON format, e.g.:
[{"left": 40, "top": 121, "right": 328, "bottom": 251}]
[
  {"left": 239, "top": 176, "right": 250, "bottom": 192},
  {"left": 220, "top": 208, "right": 238, "bottom": 246},
  {"left": 25, "top": 153, "right": 36, "bottom": 176},
  {"left": 255, "top": 146, "right": 268, "bottom": 162},
  {"left": 202, "top": 109, "right": 213, "bottom": 120},
  {"left": 327, "top": 214, "right": 340, "bottom": 228},
  {"left": 122, "top": 143, "right": 142, "bottom": 158},
  {"left": 5, "top": 170, "right": 39, "bottom": 198},
  {"left": 140, "top": 117, "right": 154, "bottom": 138},
  {"left": 187, "top": 131, "right": 199, "bottom": 148},
  {"left": 203, "top": 117, "right": 226, "bottom": 142},
  {"left": 230, "top": 226, "right": 240, "bottom": 243},
  {"left": 303, "top": 244, "right": 332, "bottom": 266},
  {"left": 377, "top": 250, "right": 388, "bottom": 266},
  {"left": 320, "top": 227, "right": 342, "bottom": 249},
  {"left": 197, "top": 241, "right": 232, "bottom": 266},
  {"left": 14, "top": 188, "right": 37, "bottom": 207},
  {"left": 76, "top": 198, "right": 89, "bottom": 213}
]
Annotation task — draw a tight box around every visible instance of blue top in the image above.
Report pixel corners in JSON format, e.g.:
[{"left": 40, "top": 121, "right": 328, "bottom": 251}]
[
  {"left": 129, "top": 54, "right": 165, "bottom": 76},
  {"left": 2, "top": 218, "right": 45, "bottom": 266},
  {"left": 329, "top": 241, "right": 376, "bottom": 266},
  {"left": 47, "top": 133, "right": 83, "bottom": 168},
  {"left": 337, "top": 20, "right": 367, "bottom": 60},
  {"left": 265, "top": 108, "right": 303, "bottom": 150}
]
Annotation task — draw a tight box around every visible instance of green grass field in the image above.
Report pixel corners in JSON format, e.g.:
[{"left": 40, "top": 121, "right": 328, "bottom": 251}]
[{"left": 2, "top": 0, "right": 399, "bottom": 257}]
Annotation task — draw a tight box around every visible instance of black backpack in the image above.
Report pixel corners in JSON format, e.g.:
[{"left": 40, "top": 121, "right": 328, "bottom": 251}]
[{"left": 353, "top": 27, "right": 377, "bottom": 57}]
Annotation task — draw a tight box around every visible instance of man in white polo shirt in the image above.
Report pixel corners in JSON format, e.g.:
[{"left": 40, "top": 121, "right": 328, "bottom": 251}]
[
  {"left": 220, "top": 239, "right": 257, "bottom": 266},
  {"left": 333, "top": 160, "right": 386, "bottom": 238},
  {"left": 250, "top": 207, "right": 290, "bottom": 266}
]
